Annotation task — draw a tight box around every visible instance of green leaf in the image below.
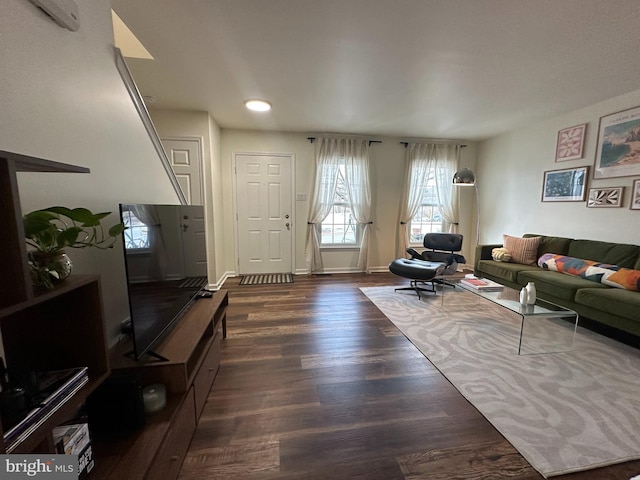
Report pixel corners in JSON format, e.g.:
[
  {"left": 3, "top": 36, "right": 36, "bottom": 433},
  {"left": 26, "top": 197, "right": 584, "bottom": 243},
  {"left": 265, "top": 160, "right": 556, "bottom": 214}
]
[
  {"left": 56, "top": 207, "right": 94, "bottom": 224},
  {"left": 37, "top": 227, "right": 59, "bottom": 249},
  {"left": 44, "top": 206, "right": 75, "bottom": 218},
  {"left": 24, "top": 206, "right": 122, "bottom": 252},
  {"left": 56, "top": 226, "right": 83, "bottom": 247},
  {"left": 24, "top": 214, "right": 56, "bottom": 237},
  {"left": 109, "top": 223, "right": 126, "bottom": 236}
]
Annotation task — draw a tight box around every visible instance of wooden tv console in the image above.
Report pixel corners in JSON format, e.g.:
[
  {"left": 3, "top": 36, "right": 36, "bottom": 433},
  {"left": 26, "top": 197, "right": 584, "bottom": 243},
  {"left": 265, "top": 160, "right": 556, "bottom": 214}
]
[{"left": 91, "top": 289, "right": 228, "bottom": 480}]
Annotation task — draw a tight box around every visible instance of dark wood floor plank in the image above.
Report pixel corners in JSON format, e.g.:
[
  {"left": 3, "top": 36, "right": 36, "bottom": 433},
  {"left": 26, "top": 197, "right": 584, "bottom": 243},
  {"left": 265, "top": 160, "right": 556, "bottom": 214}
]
[{"left": 178, "top": 272, "right": 640, "bottom": 479}]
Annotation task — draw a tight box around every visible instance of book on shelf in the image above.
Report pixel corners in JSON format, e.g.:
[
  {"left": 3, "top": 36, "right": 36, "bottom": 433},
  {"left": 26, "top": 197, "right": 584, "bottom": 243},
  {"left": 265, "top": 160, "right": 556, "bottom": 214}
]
[
  {"left": 459, "top": 277, "right": 504, "bottom": 291},
  {"left": 3, "top": 366, "right": 89, "bottom": 452},
  {"left": 54, "top": 422, "right": 94, "bottom": 479}
]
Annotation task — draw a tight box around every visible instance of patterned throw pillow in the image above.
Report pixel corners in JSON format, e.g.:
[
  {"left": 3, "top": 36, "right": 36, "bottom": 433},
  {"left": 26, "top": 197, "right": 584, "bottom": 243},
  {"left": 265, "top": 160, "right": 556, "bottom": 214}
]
[
  {"left": 538, "top": 253, "right": 640, "bottom": 291},
  {"left": 503, "top": 234, "right": 541, "bottom": 265}
]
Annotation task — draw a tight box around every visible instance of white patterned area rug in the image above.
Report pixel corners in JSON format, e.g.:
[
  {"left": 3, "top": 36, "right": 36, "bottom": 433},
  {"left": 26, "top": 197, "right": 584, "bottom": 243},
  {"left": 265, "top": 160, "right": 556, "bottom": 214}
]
[{"left": 360, "top": 286, "right": 640, "bottom": 478}]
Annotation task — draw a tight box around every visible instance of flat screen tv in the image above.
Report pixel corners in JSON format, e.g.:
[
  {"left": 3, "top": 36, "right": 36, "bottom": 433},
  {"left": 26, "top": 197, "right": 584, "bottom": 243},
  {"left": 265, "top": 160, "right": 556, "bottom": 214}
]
[{"left": 119, "top": 203, "right": 209, "bottom": 360}]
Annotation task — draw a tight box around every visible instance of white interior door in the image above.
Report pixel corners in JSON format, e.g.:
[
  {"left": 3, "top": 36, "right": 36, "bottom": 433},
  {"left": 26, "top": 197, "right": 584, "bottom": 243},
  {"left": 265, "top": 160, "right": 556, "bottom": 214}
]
[
  {"left": 235, "top": 154, "right": 293, "bottom": 274},
  {"left": 180, "top": 205, "right": 207, "bottom": 278},
  {"left": 161, "top": 138, "right": 203, "bottom": 205}
]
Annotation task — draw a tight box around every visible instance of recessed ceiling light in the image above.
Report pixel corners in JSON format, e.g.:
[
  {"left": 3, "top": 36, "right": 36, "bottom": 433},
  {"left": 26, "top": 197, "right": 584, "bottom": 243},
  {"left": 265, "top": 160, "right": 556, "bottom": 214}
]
[{"left": 245, "top": 99, "right": 271, "bottom": 112}]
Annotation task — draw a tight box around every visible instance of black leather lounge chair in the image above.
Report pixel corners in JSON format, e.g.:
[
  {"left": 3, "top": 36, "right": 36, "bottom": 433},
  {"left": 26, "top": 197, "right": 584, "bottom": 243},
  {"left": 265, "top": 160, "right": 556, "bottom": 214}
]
[{"left": 389, "top": 233, "right": 466, "bottom": 299}]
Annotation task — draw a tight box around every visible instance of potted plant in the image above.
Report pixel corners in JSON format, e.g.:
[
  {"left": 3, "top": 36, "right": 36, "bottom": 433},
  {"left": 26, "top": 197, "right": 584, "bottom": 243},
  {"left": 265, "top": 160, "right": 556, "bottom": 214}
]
[{"left": 23, "top": 206, "right": 125, "bottom": 288}]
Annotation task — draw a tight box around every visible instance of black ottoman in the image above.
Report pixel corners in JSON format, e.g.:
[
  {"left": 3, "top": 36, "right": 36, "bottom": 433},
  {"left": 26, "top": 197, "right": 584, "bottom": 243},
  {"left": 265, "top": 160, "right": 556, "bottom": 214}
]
[{"left": 389, "top": 258, "right": 446, "bottom": 299}]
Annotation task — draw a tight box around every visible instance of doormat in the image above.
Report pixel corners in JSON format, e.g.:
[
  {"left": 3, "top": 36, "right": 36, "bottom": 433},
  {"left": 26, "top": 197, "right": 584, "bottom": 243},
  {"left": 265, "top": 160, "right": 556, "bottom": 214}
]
[
  {"left": 179, "top": 276, "right": 208, "bottom": 288},
  {"left": 240, "top": 273, "right": 294, "bottom": 285}
]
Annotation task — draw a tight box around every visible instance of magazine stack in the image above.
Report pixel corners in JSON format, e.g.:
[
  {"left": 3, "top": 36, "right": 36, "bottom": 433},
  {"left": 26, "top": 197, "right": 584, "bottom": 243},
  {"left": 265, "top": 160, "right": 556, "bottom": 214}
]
[
  {"left": 3, "top": 367, "right": 89, "bottom": 452},
  {"left": 459, "top": 277, "right": 504, "bottom": 291}
]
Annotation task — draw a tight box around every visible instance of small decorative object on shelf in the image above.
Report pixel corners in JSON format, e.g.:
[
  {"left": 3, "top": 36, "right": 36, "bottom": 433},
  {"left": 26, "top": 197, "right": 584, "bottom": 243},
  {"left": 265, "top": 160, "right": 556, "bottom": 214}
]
[
  {"left": 27, "top": 250, "right": 73, "bottom": 287},
  {"left": 142, "top": 384, "right": 167, "bottom": 415},
  {"left": 23, "top": 206, "right": 125, "bottom": 288},
  {"left": 525, "top": 282, "right": 536, "bottom": 305},
  {"left": 519, "top": 287, "right": 528, "bottom": 305}
]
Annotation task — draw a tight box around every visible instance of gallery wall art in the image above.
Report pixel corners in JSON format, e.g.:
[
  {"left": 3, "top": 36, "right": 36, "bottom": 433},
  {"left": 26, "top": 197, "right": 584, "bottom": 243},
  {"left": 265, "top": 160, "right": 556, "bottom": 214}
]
[
  {"left": 556, "top": 123, "right": 586, "bottom": 162},
  {"left": 542, "top": 166, "right": 589, "bottom": 202},
  {"left": 594, "top": 106, "right": 640, "bottom": 179},
  {"left": 631, "top": 179, "right": 640, "bottom": 210},
  {"left": 586, "top": 187, "right": 623, "bottom": 208}
]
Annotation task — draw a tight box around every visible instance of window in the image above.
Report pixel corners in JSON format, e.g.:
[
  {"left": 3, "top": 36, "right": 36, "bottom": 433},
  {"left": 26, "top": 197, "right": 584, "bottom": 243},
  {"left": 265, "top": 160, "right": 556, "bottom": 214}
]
[
  {"left": 320, "top": 164, "right": 358, "bottom": 246},
  {"left": 409, "top": 169, "right": 443, "bottom": 243},
  {"left": 122, "top": 210, "right": 150, "bottom": 250}
]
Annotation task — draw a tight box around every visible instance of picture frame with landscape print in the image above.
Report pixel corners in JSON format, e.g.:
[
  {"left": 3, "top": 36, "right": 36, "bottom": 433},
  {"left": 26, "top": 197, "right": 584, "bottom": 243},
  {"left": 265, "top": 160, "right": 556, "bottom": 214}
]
[
  {"left": 594, "top": 106, "right": 640, "bottom": 179},
  {"left": 542, "top": 166, "right": 589, "bottom": 202},
  {"left": 631, "top": 179, "right": 640, "bottom": 210}
]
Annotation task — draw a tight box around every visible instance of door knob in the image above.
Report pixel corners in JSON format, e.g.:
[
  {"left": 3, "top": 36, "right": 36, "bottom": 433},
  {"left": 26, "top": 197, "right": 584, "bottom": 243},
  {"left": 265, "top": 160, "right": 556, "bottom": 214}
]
[{"left": 285, "top": 223, "right": 290, "bottom": 230}]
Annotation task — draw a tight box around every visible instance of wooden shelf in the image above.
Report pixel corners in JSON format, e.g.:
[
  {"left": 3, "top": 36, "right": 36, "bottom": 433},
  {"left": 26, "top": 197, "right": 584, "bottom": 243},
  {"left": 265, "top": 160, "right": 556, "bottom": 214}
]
[
  {"left": 7, "top": 374, "right": 109, "bottom": 454},
  {"left": 0, "top": 275, "right": 110, "bottom": 453},
  {"left": 0, "top": 150, "right": 90, "bottom": 173},
  {"left": 0, "top": 151, "right": 108, "bottom": 456},
  {"left": 0, "top": 149, "right": 226, "bottom": 479},
  {"left": 0, "top": 152, "right": 89, "bottom": 309},
  {"left": 0, "top": 275, "right": 102, "bottom": 319},
  {"left": 91, "top": 290, "right": 227, "bottom": 480}
]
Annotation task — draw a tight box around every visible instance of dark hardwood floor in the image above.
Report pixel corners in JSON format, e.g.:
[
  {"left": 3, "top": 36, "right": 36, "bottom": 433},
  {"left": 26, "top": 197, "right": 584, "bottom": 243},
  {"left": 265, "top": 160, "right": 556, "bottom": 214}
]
[{"left": 178, "top": 272, "right": 640, "bottom": 479}]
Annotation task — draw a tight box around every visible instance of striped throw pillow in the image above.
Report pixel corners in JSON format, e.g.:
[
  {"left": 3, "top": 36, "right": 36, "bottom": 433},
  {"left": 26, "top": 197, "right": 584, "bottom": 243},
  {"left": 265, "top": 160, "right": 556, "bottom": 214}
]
[{"left": 503, "top": 235, "right": 541, "bottom": 265}]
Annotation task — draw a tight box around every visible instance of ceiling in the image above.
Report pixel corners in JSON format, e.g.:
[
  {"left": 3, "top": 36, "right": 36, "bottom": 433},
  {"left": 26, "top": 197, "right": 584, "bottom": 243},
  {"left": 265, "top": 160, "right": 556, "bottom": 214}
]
[{"left": 111, "top": 0, "right": 640, "bottom": 141}]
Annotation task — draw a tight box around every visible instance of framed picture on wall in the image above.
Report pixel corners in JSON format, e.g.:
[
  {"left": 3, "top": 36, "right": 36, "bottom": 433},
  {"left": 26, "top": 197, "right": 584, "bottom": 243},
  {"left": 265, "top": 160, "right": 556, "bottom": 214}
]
[
  {"left": 594, "top": 106, "right": 640, "bottom": 179},
  {"left": 586, "top": 187, "right": 624, "bottom": 208},
  {"left": 541, "top": 166, "right": 589, "bottom": 202},
  {"left": 555, "top": 123, "right": 586, "bottom": 161},
  {"left": 631, "top": 179, "right": 640, "bottom": 210}
]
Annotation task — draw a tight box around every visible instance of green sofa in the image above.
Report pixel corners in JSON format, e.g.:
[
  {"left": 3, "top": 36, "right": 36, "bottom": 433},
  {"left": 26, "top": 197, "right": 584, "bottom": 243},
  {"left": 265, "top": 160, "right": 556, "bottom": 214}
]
[{"left": 474, "top": 234, "right": 640, "bottom": 338}]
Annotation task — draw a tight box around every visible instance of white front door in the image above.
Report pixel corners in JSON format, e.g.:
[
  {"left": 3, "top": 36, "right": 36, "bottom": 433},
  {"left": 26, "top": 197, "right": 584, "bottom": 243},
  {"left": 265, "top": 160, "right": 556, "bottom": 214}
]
[
  {"left": 162, "top": 138, "right": 203, "bottom": 205},
  {"left": 234, "top": 154, "right": 293, "bottom": 274}
]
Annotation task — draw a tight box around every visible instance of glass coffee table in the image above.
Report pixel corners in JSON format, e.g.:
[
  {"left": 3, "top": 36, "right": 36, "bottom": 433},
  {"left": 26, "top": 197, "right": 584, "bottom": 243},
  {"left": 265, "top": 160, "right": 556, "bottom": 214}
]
[{"left": 454, "top": 280, "right": 579, "bottom": 355}]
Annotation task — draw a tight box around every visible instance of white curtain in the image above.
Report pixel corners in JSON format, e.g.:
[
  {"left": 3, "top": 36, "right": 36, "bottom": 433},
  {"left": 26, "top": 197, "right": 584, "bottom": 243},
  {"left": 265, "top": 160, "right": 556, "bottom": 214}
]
[
  {"left": 396, "top": 143, "right": 460, "bottom": 258},
  {"left": 306, "top": 137, "right": 372, "bottom": 273},
  {"left": 397, "top": 144, "right": 431, "bottom": 258},
  {"left": 343, "top": 140, "right": 372, "bottom": 272},
  {"left": 433, "top": 144, "right": 460, "bottom": 232},
  {"left": 306, "top": 138, "right": 341, "bottom": 272}
]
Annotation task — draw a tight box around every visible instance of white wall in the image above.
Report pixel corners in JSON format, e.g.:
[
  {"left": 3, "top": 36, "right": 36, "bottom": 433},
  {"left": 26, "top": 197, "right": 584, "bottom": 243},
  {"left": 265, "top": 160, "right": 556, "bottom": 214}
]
[
  {"left": 478, "top": 89, "right": 640, "bottom": 250},
  {"left": 220, "top": 130, "right": 314, "bottom": 273},
  {"left": 1, "top": 1, "right": 180, "bottom": 345},
  {"left": 147, "top": 109, "right": 225, "bottom": 287},
  {"left": 220, "top": 130, "right": 478, "bottom": 273}
]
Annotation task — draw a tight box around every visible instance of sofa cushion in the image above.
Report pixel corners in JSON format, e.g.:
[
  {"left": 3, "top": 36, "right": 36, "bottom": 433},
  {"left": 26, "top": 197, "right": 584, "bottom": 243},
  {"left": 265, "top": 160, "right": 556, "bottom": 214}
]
[
  {"left": 524, "top": 234, "right": 572, "bottom": 258},
  {"left": 576, "top": 288, "right": 640, "bottom": 323},
  {"left": 477, "top": 260, "right": 539, "bottom": 284},
  {"left": 517, "top": 269, "right": 608, "bottom": 302},
  {"left": 567, "top": 239, "right": 640, "bottom": 269},
  {"left": 538, "top": 253, "right": 640, "bottom": 291},
  {"left": 503, "top": 234, "right": 541, "bottom": 265}
]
